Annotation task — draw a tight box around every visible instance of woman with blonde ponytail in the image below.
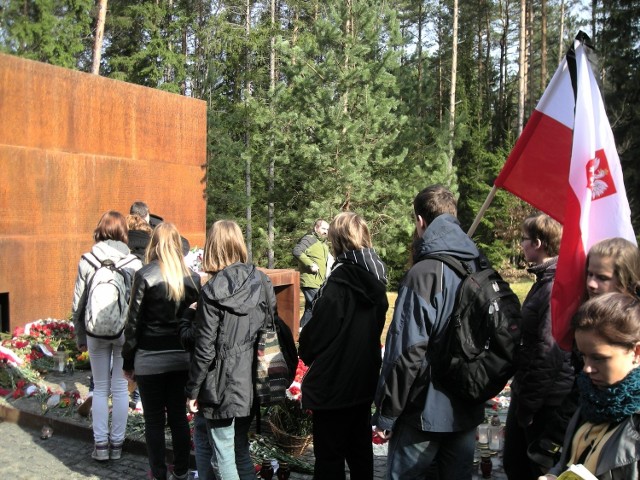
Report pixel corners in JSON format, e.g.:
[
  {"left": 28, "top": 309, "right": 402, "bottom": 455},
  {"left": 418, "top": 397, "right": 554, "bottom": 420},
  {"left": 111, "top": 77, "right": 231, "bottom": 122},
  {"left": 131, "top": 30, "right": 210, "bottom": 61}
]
[{"left": 123, "top": 223, "right": 201, "bottom": 480}]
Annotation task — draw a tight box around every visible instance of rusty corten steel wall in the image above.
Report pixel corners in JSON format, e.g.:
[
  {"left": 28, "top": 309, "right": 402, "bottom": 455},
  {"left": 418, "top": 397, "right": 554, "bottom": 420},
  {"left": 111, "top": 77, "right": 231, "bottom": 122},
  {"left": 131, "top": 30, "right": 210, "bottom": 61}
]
[{"left": 0, "top": 53, "right": 207, "bottom": 332}]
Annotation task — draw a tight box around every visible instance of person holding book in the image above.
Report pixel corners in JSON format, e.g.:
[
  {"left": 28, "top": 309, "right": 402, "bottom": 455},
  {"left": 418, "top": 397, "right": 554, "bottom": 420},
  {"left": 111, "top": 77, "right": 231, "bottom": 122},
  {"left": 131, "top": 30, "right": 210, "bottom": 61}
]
[{"left": 538, "top": 292, "right": 640, "bottom": 480}]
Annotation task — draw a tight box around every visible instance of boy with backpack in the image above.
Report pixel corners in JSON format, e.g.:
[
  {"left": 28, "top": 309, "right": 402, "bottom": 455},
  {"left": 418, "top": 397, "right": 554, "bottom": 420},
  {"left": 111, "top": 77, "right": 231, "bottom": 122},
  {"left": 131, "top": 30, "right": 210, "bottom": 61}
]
[{"left": 373, "top": 185, "right": 521, "bottom": 480}]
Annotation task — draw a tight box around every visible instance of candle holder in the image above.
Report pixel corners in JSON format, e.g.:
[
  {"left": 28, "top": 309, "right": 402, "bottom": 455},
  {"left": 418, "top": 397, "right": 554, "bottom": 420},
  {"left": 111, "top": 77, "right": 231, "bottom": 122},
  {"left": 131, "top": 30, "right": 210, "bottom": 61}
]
[
  {"left": 53, "top": 349, "right": 68, "bottom": 376},
  {"left": 489, "top": 425, "right": 503, "bottom": 451},
  {"left": 477, "top": 423, "right": 489, "bottom": 449}
]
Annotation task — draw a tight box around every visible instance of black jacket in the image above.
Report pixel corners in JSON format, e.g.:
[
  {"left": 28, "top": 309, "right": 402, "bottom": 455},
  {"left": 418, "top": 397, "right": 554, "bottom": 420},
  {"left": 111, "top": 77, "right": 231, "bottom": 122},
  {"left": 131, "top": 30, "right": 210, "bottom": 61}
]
[
  {"left": 299, "top": 258, "right": 388, "bottom": 410},
  {"left": 512, "top": 257, "right": 575, "bottom": 426},
  {"left": 184, "top": 263, "right": 276, "bottom": 419},
  {"left": 122, "top": 260, "right": 201, "bottom": 370},
  {"left": 127, "top": 229, "right": 151, "bottom": 261}
]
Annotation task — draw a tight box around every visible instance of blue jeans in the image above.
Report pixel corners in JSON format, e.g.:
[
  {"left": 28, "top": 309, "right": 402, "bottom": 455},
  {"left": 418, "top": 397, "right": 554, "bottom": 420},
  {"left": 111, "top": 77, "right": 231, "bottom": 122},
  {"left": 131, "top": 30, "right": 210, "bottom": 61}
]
[
  {"left": 137, "top": 370, "right": 191, "bottom": 480},
  {"left": 386, "top": 422, "right": 476, "bottom": 480},
  {"left": 194, "top": 413, "right": 214, "bottom": 480},
  {"left": 205, "top": 416, "right": 254, "bottom": 480},
  {"left": 300, "top": 288, "right": 319, "bottom": 329}
]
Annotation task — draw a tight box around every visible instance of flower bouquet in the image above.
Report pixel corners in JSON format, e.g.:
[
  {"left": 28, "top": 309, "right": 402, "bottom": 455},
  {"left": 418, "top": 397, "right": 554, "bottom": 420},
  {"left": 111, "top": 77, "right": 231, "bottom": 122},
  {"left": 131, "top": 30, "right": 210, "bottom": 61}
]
[{"left": 267, "top": 359, "right": 313, "bottom": 456}]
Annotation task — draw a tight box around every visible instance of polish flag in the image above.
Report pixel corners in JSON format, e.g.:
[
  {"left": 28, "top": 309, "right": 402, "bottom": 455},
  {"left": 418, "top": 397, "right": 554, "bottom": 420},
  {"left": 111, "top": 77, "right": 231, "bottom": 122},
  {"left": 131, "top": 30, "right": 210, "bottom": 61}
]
[{"left": 495, "top": 35, "right": 636, "bottom": 350}]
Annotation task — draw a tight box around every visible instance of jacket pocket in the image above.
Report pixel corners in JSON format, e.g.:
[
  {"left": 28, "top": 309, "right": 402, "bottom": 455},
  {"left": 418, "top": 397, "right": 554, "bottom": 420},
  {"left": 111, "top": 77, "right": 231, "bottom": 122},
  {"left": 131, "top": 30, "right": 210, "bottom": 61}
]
[{"left": 200, "top": 359, "right": 227, "bottom": 405}]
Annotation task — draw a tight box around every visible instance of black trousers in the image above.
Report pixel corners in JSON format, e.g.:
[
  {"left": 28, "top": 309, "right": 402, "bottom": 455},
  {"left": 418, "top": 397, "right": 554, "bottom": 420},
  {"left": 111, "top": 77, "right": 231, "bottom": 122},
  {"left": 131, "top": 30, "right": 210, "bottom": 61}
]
[
  {"left": 312, "top": 403, "right": 374, "bottom": 480},
  {"left": 137, "top": 370, "right": 191, "bottom": 480}
]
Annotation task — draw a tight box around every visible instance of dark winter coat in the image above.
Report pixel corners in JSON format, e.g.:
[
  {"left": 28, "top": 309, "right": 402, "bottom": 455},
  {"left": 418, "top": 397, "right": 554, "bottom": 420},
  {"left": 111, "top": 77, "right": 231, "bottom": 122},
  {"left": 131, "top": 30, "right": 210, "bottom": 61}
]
[
  {"left": 184, "top": 263, "right": 276, "bottom": 420},
  {"left": 127, "top": 229, "right": 151, "bottom": 261},
  {"left": 299, "top": 256, "right": 388, "bottom": 410},
  {"left": 512, "top": 257, "right": 575, "bottom": 426},
  {"left": 373, "top": 214, "right": 485, "bottom": 433},
  {"left": 122, "top": 260, "right": 201, "bottom": 371}
]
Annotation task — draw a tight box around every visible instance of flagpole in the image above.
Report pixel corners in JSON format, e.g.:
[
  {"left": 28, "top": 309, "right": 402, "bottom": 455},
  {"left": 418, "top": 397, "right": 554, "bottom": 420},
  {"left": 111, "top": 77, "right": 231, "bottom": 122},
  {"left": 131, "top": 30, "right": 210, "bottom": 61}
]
[{"left": 467, "top": 185, "right": 498, "bottom": 237}]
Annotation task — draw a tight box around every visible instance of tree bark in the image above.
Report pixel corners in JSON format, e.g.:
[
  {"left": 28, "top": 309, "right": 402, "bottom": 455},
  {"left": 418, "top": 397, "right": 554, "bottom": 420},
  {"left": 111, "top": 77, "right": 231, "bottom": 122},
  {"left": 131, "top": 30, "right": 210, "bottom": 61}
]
[
  {"left": 245, "top": 0, "right": 252, "bottom": 261},
  {"left": 558, "top": 0, "right": 565, "bottom": 65},
  {"left": 541, "top": 0, "right": 547, "bottom": 89},
  {"left": 91, "top": 0, "right": 108, "bottom": 75},
  {"left": 447, "top": 0, "right": 459, "bottom": 176},
  {"left": 517, "top": 0, "right": 526, "bottom": 135},
  {"left": 267, "top": 0, "right": 276, "bottom": 268}
]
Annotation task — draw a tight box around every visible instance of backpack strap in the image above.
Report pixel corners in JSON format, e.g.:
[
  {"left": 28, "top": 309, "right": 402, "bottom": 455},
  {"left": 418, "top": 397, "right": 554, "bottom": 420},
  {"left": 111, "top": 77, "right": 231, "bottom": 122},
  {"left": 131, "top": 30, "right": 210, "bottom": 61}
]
[
  {"left": 115, "top": 254, "right": 137, "bottom": 269},
  {"left": 421, "top": 253, "right": 472, "bottom": 279},
  {"left": 82, "top": 252, "right": 102, "bottom": 270},
  {"left": 258, "top": 271, "right": 276, "bottom": 330}
]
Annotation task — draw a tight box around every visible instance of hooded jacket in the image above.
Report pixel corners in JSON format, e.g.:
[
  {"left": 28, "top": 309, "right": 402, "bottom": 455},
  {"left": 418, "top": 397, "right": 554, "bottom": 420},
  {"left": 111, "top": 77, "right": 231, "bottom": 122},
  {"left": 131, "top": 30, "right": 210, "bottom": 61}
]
[
  {"left": 127, "top": 229, "right": 151, "bottom": 261},
  {"left": 373, "top": 214, "right": 485, "bottom": 433},
  {"left": 184, "top": 263, "right": 276, "bottom": 419},
  {"left": 71, "top": 240, "right": 142, "bottom": 347},
  {"left": 299, "top": 249, "right": 389, "bottom": 410}
]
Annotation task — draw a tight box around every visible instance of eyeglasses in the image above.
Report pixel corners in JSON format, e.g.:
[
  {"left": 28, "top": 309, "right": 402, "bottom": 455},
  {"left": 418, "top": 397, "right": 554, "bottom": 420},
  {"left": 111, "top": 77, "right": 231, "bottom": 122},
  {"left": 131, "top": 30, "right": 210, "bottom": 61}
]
[{"left": 521, "top": 236, "right": 532, "bottom": 242}]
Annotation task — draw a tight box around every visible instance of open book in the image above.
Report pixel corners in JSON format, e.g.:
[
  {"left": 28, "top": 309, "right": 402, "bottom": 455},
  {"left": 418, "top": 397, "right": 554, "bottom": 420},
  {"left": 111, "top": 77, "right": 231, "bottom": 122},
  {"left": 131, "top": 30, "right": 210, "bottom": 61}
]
[{"left": 557, "top": 464, "right": 598, "bottom": 480}]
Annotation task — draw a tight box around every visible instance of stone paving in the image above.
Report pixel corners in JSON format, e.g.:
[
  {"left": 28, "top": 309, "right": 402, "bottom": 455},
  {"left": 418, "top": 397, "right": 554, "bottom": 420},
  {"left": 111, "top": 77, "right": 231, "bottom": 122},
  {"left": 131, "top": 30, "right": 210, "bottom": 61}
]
[
  {"left": 0, "top": 417, "right": 506, "bottom": 479},
  {"left": 0, "top": 369, "right": 507, "bottom": 479}
]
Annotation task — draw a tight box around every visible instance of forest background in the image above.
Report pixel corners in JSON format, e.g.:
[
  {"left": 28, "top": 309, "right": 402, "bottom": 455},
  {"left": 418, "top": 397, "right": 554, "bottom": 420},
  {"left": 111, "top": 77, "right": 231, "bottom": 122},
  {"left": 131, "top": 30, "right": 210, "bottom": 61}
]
[{"left": 1, "top": 0, "right": 638, "bottom": 286}]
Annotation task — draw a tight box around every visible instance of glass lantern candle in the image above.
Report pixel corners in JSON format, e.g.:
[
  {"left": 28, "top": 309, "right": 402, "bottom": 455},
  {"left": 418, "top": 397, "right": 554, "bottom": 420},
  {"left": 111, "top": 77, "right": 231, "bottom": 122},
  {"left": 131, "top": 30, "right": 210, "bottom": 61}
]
[
  {"left": 53, "top": 350, "right": 67, "bottom": 374},
  {"left": 489, "top": 425, "right": 502, "bottom": 451},
  {"left": 477, "top": 423, "right": 489, "bottom": 449}
]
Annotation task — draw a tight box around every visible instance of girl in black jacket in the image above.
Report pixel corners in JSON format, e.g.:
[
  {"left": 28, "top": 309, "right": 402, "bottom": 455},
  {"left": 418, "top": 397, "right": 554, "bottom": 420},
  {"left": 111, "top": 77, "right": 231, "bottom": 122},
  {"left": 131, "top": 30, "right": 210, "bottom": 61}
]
[
  {"left": 299, "top": 212, "right": 389, "bottom": 480},
  {"left": 123, "top": 223, "right": 201, "bottom": 480},
  {"left": 185, "top": 220, "right": 276, "bottom": 480}
]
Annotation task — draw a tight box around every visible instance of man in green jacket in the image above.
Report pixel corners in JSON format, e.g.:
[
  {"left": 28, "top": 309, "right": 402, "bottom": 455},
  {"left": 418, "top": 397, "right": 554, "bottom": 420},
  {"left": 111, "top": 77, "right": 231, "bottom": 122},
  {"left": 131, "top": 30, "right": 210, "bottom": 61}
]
[{"left": 293, "top": 219, "right": 331, "bottom": 329}]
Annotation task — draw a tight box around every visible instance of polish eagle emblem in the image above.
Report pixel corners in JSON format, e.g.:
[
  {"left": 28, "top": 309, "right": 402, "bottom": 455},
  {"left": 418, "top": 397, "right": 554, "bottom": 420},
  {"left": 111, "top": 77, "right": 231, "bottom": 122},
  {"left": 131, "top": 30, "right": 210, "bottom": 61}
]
[{"left": 586, "top": 149, "right": 616, "bottom": 200}]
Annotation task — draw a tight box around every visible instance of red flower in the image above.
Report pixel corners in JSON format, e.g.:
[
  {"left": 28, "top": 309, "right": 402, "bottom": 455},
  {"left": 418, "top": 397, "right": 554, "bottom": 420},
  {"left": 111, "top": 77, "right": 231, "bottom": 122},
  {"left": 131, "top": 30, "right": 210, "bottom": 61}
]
[{"left": 288, "top": 385, "right": 301, "bottom": 397}]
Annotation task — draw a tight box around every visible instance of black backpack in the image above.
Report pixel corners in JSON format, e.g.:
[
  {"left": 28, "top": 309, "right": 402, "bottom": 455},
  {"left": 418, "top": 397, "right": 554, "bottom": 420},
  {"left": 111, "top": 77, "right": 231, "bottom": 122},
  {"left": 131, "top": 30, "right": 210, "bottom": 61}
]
[{"left": 425, "top": 254, "right": 522, "bottom": 404}]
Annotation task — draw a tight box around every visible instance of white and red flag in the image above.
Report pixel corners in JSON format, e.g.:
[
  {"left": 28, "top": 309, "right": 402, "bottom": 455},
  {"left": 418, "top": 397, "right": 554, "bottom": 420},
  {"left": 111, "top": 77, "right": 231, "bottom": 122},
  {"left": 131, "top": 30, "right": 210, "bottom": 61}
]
[{"left": 495, "top": 33, "right": 636, "bottom": 350}]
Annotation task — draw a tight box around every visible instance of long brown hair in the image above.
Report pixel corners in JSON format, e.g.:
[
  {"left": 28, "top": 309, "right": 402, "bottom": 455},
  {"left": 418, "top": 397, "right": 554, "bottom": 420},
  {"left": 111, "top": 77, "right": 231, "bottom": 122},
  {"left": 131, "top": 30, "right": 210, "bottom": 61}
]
[{"left": 202, "top": 220, "right": 248, "bottom": 273}]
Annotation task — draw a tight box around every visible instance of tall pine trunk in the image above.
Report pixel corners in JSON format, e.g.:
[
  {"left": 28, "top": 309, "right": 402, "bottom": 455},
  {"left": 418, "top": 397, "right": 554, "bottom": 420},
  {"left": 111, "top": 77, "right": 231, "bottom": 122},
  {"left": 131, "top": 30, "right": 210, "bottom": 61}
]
[
  {"left": 447, "top": 0, "right": 459, "bottom": 177},
  {"left": 91, "top": 0, "right": 108, "bottom": 75},
  {"left": 517, "top": 0, "right": 526, "bottom": 135},
  {"left": 245, "top": 0, "right": 252, "bottom": 261},
  {"left": 267, "top": 0, "right": 276, "bottom": 268}
]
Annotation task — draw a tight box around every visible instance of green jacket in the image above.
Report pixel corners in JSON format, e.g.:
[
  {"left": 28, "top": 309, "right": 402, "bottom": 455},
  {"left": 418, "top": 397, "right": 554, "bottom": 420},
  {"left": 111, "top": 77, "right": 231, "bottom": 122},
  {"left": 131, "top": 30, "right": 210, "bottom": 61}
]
[{"left": 292, "top": 232, "right": 330, "bottom": 289}]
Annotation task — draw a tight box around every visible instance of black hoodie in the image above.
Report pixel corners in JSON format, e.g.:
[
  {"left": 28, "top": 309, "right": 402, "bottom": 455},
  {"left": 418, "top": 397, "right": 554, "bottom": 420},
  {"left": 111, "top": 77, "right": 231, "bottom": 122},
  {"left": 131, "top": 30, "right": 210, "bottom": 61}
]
[{"left": 299, "top": 249, "right": 389, "bottom": 410}]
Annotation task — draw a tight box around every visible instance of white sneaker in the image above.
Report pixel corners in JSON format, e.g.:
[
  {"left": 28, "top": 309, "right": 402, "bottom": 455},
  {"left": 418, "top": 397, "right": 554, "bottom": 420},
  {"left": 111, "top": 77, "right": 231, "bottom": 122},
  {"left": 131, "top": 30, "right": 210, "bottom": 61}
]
[{"left": 91, "top": 442, "right": 109, "bottom": 461}]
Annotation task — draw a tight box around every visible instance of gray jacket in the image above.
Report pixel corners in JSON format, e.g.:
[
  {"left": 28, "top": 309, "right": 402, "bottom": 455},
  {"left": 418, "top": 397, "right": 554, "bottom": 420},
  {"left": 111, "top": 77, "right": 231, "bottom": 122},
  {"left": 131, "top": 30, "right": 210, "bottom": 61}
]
[
  {"left": 71, "top": 240, "right": 142, "bottom": 347},
  {"left": 549, "top": 409, "right": 640, "bottom": 479},
  {"left": 373, "top": 214, "right": 485, "bottom": 433}
]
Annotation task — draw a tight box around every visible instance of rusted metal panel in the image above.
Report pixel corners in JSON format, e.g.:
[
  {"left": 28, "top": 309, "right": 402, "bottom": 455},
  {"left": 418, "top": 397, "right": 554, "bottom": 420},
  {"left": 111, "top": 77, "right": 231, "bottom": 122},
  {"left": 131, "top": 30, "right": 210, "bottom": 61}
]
[
  {"left": 260, "top": 269, "right": 301, "bottom": 341},
  {"left": 0, "top": 53, "right": 207, "bottom": 331}
]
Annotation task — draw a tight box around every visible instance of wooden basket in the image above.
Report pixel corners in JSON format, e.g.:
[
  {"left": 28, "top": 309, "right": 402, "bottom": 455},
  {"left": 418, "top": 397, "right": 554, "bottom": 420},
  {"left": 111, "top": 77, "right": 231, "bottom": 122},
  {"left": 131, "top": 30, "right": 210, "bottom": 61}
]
[{"left": 267, "top": 419, "right": 312, "bottom": 456}]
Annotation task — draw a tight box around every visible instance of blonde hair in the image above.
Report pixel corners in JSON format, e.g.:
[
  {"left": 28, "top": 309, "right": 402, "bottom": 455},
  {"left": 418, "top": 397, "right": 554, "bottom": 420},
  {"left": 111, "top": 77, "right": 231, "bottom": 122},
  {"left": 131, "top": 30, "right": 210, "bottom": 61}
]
[
  {"left": 145, "top": 223, "right": 191, "bottom": 301},
  {"left": 328, "top": 212, "right": 372, "bottom": 257},
  {"left": 202, "top": 220, "right": 248, "bottom": 273},
  {"left": 126, "top": 214, "right": 152, "bottom": 234}
]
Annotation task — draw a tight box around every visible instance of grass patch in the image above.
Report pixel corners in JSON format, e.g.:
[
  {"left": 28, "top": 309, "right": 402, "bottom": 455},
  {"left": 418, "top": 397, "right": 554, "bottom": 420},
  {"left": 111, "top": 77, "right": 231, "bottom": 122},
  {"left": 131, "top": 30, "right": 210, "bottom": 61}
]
[{"left": 301, "top": 277, "right": 532, "bottom": 344}]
